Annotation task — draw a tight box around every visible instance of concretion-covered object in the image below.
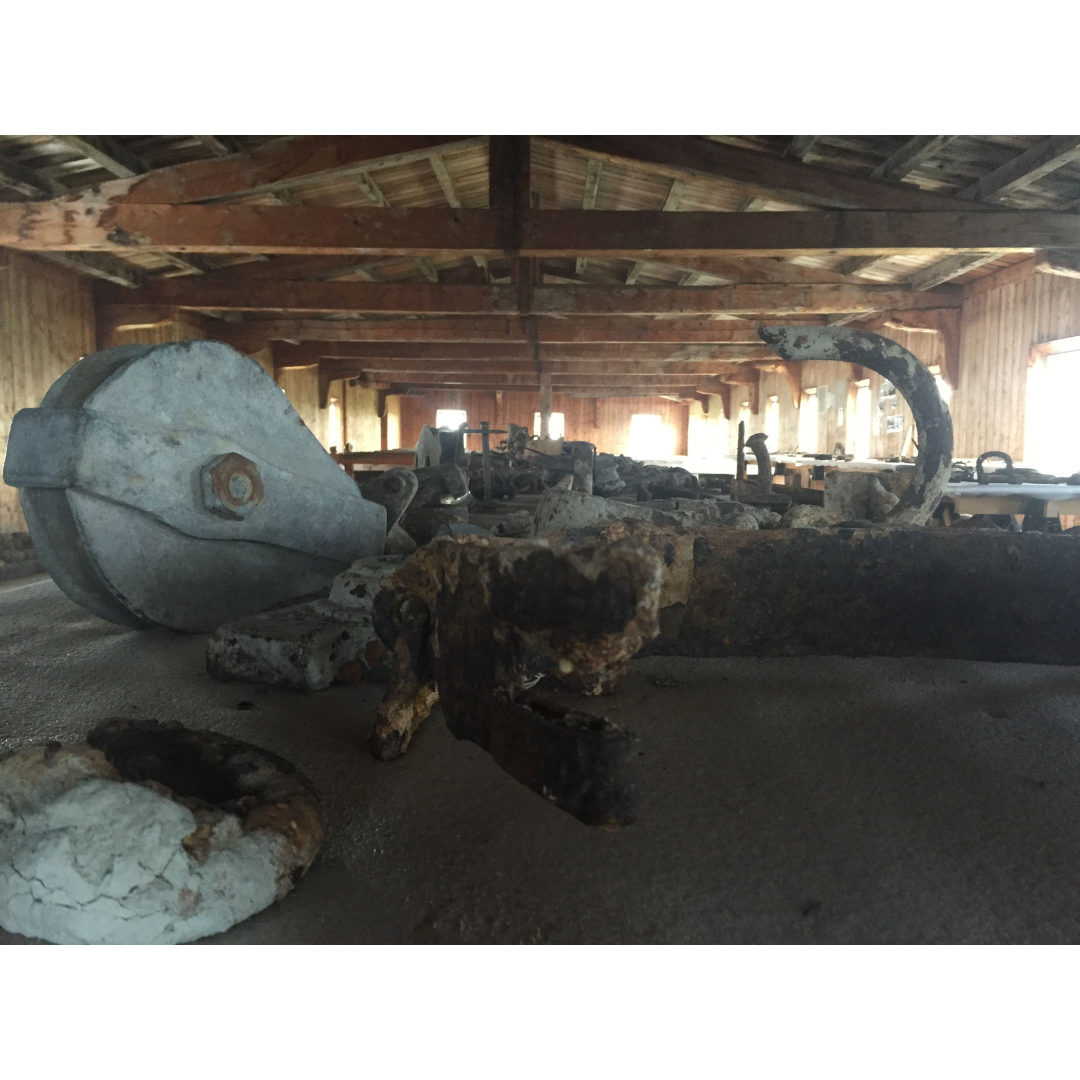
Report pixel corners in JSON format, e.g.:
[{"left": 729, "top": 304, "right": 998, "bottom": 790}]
[
  {"left": 551, "top": 519, "right": 1080, "bottom": 665},
  {"left": 206, "top": 556, "right": 404, "bottom": 691},
  {"left": 3, "top": 340, "right": 385, "bottom": 632},
  {"left": 369, "top": 536, "right": 664, "bottom": 826},
  {"left": 0, "top": 720, "right": 323, "bottom": 944},
  {"left": 759, "top": 326, "right": 953, "bottom": 525}
]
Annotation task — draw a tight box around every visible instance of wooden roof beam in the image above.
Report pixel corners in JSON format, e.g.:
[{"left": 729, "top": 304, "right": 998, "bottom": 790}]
[
  {"left": 13, "top": 202, "right": 1080, "bottom": 258},
  {"left": 959, "top": 136, "right": 1080, "bottom": 202},
  {"left": 575, "top": 158, "right": 604, "bottom": 277},
  {"left": 96, "top": 278, "right": 961, "bottom": 316},
  {"left": 542, "top": 136, "right": 982, "bottom": 212},
  {"left": 785, "top": 137, "right": 819, "bottom": 161},
  {"left": 194, "top": 136, "right": 242, "bottom": 157},
  {"left": 276, "top": 340, "right": 774, "bottom": 365},
  {"left": 871, "top": 137, "right": 958, "bottom": 181},
  {"left": 55, "top": 136, "right": 149, "bottom": 179},
  {"left": 625, "top": 180, "right": 687, "bottom": 285},
  {"left": 61, "top": 135, "right": 485, "bottom": 206},
  {"left": 192, "top": 317, "right": 785, "bottom": 349}
]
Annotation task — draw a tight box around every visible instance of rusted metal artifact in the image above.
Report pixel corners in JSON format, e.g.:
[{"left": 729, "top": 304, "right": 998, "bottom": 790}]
[
  {"left": 551, "top": 519, "right": 1080, "bottom": 666},
  {"left": 369, "top": 535, "right": 664, "bottom": 826},
  {"left": 759, "top": 326, "right": 953, "bottom": 524}
]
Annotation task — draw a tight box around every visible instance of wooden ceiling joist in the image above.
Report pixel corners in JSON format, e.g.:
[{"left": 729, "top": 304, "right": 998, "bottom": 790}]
[
  {"left": 319, "top": 361, "right": 765, "bottom": 381},
  {"left": 958, "top": 136, "right": 1080, "bottom": 203},
  {"left": 274, "top": 340, "right": 774, "bottom": 366},
  {"left": 870, "top": 137, "right": 958, "bottom": 181},
  {"left": 197, "top": 317, "right": 798, "bottom": 350},
  {"left": 77, "top": 136, "right": 485, "bottom": 206},
  {"left": 96, "top": 278, "right": 960, "bottom": 316},
  {"left": 542, "top": 136, "right": 980, "bottom": 212},
  {"left": 8, "top": 198, "right": 1079, "bottom": 259}
]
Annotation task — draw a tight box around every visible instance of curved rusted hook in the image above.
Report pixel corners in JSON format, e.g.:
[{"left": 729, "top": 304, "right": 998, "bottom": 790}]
[{"left": 758, "top": 326, "right": 953, "bottom": 524}]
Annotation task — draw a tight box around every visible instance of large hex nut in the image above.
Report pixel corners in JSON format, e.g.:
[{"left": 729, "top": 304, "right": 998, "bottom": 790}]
[{"left": 201, "top": 453, "right": 264, "bottom": 519}]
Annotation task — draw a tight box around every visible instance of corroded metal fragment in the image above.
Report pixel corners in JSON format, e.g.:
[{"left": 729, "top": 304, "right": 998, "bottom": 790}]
[
  {"left": 369, "top": 535, "right": 664, "bottom": 826},
  {"left": 557, "top": 520, "right": 1080, "bottom": 665}
]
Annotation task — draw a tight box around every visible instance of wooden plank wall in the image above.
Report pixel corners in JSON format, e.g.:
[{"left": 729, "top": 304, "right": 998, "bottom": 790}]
[
  {"left": 951, "top": 272, "right": 1080, "bottom": 461},
  {"left": 0, "top": 252, "right": 96, "bottom": 533}
]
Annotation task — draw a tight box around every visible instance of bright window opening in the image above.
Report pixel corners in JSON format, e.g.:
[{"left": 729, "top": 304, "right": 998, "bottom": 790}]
[
  {"left": 764, "top": 395, "right": 780, "bottom": 450},
  {"left": 928, "top": 365, "right": 953, "bottom": 406},
  {"left": 435, "top": 409, "right": 467, "bottom": 431},
  {"left": 798, "top": 388, "right": 818, "bottom": 453},
  {"left": 327, "top": 396, "right": 343, "bottom": 452},
  {"left": 738, "top": 401, "right": 751, "bottom": 431},
  {"left": 533, "top": 412, "right": 565, "bottom": 439},
  {"left": 1025, "top": 350, "right": 1080, "bottom": 474},
  {"left": 628, "top": 413, "right": 672, "bottom": 459},
  {"left": 855, "top": 380, "right": 872, "bottom": 460}
]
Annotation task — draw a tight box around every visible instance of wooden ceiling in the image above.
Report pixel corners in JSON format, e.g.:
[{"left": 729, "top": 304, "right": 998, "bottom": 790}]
[{"left": 2, "top": 134, "right": 1079, "bottom": 401}]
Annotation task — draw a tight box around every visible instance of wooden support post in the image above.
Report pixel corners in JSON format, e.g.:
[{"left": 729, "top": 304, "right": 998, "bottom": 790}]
[
  {"left": 377, "top": 389, "right": 390, "bottom": 451},
  {"left": 495, "top": 389, "right": 505, "bottom": 429},
  {"left": 539, "top": 373, "right": 553, "bottom": 438},
  {"left": 716, "top": 383, "right": 732, "bottom": 421}
]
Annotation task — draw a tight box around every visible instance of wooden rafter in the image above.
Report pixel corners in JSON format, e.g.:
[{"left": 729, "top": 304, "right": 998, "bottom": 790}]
[
  {"left": 542, "top": 135, "right": 981, "bottom": 211},
  {"left": 72, "top": 136, "right": 485, "bottom": 205},
  {"left": 871, "top": 136, "right": 957, "bottom": 181},
  {"left": 96, "top": 278, "right": 961, "bottom": 316},
  {"left": 899, "top": 136, "right": 1080, "bottom": 288},
  {"left": 959, "top": 136, "right": 1080, "bottom": 202}
]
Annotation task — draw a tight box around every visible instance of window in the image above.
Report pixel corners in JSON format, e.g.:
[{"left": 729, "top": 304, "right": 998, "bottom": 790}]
[
  {"left": 738, "top": 401, "right": 751, "bottom": 432},
  {"left": 533, "top": 411, "right": 565, "bottom": 439},
  {"left": 1025, "top": 348, "right": 1080, "bottom": 474},
  {"left": 435, "top": 409, "right": 467, "bottom": 431},
  {"left": 327, "top": 396, "right": 343, "bottom": 452},
  {"left": 764, "top": 395, "right": 780, "bottom": 450},
  {"left": 928, "top": 365, "right": 953, "bottom": 406},
  {"left": 852, "top": 380, "right": 872, "bottom": 460},
  {"left": 628, "top": 413, "right": 672, "bottom": 459},
  {"left": 798, "top": 387, "right": 818, "bottom": 454}
]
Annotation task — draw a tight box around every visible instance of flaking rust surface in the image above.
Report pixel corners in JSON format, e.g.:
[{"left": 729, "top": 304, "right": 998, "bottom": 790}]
[{"left": 370, "top": 535, "right": 664, "bottom": 825}]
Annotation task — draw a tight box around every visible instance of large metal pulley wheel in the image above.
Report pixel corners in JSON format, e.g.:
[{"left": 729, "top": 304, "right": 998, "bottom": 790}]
[{"left": 4, "top": 340, "right": 386, "bottom": 632}]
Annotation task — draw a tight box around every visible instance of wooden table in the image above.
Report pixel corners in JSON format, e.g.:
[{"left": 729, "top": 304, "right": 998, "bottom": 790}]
[{"left": 942, "top": 483, "right": 1080, "bottom": 518}]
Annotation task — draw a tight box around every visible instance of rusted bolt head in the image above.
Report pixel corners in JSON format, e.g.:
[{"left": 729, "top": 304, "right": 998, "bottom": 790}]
[{"left": 201, "top": 453, "right": 264, "bottom": 519}]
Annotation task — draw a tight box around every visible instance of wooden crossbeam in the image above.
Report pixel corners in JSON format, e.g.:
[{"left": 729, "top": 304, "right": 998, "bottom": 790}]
[
  {"left": 625, "top": 180, "right": 687, "bottom": 284},
  {"left": 192, "top": 316, "right": 795, "bottom": 350},
  {"left": 380, "top": 382, "right": 707, "bottom": 399},
  {"left": 194, "top": 136, "right": 242, "bottom": 157},
  {"left": 543, "top": 135, "right": 980, "bottom": 211},
  {"left": 575, "top": 158, "right": 604, "bottom": 277},
  {"left": 73, "top": 136, "right": 485, "bottom": 205},
  {"left": 56, "top": 136, "right": 149, "bottom": 179},
  {"left": 959, "top": 136, "right": 1080, "bottom": 202},
  {"left": 275, "top": 340, "right": 773, "bottom": 366},
  {"left": 0, "top": 153, "right": 55, "bottom": 197},
  {"left": 10, "top": 203, "right": 1080, "bottom": 259},
  {"left": 786, "top": 137, "right": 820, "bottom": 161},
  {"left": 96, "top": 278, "right": 961, "bottom": 316},
  {"left": 871, "top": 136, "right": 957, "bottom": 181},
  {"left": 323, "top": 361, "right": 762, "bottom": 380},
  {"left": 898, "top": 137, "right": 1080, "bottom": 288}
]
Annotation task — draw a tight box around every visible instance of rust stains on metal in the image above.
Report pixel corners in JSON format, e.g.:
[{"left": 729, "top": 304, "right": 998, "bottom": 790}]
[{"left": 369, "top": 535, "right": 663, "bottom": 826}]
